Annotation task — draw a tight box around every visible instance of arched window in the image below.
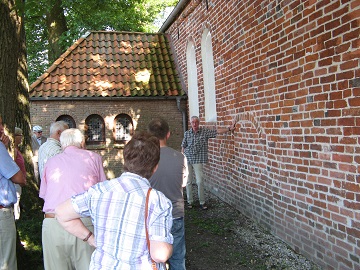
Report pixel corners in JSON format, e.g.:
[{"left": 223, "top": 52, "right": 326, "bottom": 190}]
[
  {"left": 114, "top": 114, "right": 133, "bottom": 143},
  {"left": 186, "top": 39, "right": 200, "bottom": 118},
  {"left": 201, "top": 28, "right": 217, "bottom": 122},
  {"left": 85, "top": 114, "right": 105, "bottom": 145},
  {"left": 56, "top": 115, "right": 76, "bottom": 128}
]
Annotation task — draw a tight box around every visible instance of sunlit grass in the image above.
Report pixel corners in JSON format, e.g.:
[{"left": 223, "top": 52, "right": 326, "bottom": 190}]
[{"left": 16, "top": 183, "right": 44, "bottom": 270}]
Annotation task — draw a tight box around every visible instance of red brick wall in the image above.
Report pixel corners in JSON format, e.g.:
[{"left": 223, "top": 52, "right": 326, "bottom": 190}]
[
  {"left": 165, "top": 0, "right": 360, "bottom": 269},
  {"left": 30, "top": 99, "right": 186, "bottom": 178}
]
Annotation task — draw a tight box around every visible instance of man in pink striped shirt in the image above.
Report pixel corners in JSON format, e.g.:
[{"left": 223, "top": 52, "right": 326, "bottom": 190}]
[{"left": 40, "top": 128, "right": 107, "bottom": 270}]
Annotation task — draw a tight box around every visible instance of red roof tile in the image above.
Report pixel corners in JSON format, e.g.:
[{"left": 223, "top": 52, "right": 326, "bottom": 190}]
[{"left": 30, "top": 31, "right": 185, "bottom": 99}]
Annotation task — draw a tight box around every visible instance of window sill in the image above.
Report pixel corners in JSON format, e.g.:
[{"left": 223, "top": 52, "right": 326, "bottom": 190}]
[
  {"left": 113, "top": 143, "right": 126, "bottom": 149},
  {"left": 85, "top": 144, "right": 107, "bottom": 150}
]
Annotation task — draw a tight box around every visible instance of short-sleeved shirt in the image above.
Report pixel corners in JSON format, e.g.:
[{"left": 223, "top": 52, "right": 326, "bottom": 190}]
[
  {"left": 40, "top": 146, "right": 107, "bottom": 213},
  {"left": 0, "top": 143, "right": 19, "bottom": 207},
  {"left": 71, "top": 172, "right": 173, "bottom": 270},
  {"left": 38, "top": 138, "right": 62, "bottom": 180},
  {"left": 181, "top": 127, "right": 217, "bottom": 164}
]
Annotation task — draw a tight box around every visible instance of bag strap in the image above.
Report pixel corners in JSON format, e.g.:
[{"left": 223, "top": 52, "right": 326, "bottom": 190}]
[{"left": 145, "top": 188, "right": 157, "bottom": 270}]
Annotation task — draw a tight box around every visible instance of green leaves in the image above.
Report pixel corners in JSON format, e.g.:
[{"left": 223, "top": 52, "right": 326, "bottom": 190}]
[{"left": 25, "top": 0, "right": 177, "bottom": 84}]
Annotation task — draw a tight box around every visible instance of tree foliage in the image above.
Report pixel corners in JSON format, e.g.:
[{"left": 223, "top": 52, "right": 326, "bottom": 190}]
[{"left": 25, "top": 0, "right": 178, "bottom": 84}]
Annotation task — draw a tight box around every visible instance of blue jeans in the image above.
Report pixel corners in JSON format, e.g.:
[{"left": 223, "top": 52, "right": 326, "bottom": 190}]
[{"left": 168, "top": 217, "right": 186, "bottom": 270}]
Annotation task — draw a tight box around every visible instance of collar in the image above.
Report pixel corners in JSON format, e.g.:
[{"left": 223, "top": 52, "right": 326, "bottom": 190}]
[
  {"left": 190, "top": 127, "right": 201, "bottom": 134},
  {"left": 121, "top": 172, "right": 151, "bottom": 187},
  {"left": 63, "top": 145, "right": 81, "bottom": 152},
  {"left": 46, "top": 138, "right": 60, "bottom": 144}
]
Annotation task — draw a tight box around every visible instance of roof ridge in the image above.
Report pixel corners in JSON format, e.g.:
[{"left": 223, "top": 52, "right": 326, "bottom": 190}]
[
  {"left": 89, "top": 30, "right": 164, "bottom": 36},
  {"left": 30, "top": 34, "right": 88, "bottom": 91}
]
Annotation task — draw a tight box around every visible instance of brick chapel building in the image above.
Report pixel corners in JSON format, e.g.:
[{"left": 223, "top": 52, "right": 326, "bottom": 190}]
[
  {"left": 29, "top": 31, "right": 187, "bottom": 178},
  {"left": 159, "top": 0, "right": 360, "bottom": 269}
]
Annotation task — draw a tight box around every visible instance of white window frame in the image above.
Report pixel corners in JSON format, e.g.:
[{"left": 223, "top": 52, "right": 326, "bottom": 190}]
[
  {"left": 201, "top": 28, "right": 217, "bottom": 122},
  {"left": 186, "top": 40, "right": 200, "bottom": 118}
]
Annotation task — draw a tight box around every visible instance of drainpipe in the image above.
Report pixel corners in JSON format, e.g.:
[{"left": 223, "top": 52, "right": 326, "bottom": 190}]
[
  {"left": 159, "top": 0, "right": 190, "bottom": 33},
  {"left": 176, "top": 97, "right": 188, "bottom": 134}
]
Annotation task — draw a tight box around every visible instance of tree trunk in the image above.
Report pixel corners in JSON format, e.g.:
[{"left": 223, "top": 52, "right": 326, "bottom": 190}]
[
  {"left": 0, "top": 0, "right": 37, "bottom": 185},
  {"left": 46, "top": 0, "right": 68, "bottom": 64},
  {"left": 0, "top": 0, "right": 19, "bottom": 133}
]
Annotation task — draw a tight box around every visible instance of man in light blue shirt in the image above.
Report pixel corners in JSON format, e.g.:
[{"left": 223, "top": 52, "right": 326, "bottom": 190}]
[
  {"left": 31, "top": 125, "right": 47, "bottom": 185},
  {"left": 0, "top": 115, "right": 26, "bottom": 269}
]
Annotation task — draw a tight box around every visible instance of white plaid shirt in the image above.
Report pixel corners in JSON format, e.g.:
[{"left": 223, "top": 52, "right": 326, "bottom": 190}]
[
  {"left": 181, "top": 128, "right": 217, "bottom": 164},
  {"left": 71, "top": 172, "right": 173, "bottom": 270},
  {"left": 38, "top": 138, "right": 62, "bottom": 180}
]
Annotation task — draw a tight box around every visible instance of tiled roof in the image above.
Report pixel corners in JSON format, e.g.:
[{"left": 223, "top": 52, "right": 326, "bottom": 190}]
[{"left": 30, "top": 31, "right": 185, "bottom": 99}]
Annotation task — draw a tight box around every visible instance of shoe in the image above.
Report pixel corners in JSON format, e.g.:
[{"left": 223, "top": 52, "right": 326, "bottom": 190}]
[
  {"left": 187, "top": 203, "right": 193, "bottom": 209},
  {"left": 200, "top": 204, "right": 208, "bottom": 210}
]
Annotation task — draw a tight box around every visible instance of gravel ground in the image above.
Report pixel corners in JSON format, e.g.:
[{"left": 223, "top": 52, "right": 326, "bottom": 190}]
[{"left": 184, "top": 186, "right": 322, "bottom": 270}]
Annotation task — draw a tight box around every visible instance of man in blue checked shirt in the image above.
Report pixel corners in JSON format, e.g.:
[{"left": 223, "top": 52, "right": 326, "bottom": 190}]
[{"left": 56, "top": 132, "right": 173, "bottom": 270}]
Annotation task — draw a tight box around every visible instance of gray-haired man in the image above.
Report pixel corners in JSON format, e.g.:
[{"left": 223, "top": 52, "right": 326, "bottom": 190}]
[
  {"left": 38, "top": 121, "right": 69, "bottom": 181},
  {"left": 31, "top": 125, "right": 47, "bottom": 184},
  {"left": 181, "top": 116, "right": 236, "bottom": 210}
]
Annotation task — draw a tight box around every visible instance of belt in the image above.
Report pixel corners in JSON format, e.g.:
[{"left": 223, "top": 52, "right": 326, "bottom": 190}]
[{"left": 44, "top": 213, "right": 55, "bottom": 218}]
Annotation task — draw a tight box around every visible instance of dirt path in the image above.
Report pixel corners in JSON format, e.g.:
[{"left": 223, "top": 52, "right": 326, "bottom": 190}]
[{"left": 184, "top": 187, "right": 321, "bottom": 270}]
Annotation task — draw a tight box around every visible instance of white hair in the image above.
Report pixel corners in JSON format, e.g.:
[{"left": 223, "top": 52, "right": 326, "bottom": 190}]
[
  {"left": 50, "top": 121, "right": 69, "bottom": 136},
  {"left": 60, "top": 128, "right": 84, "bottom": 149}
]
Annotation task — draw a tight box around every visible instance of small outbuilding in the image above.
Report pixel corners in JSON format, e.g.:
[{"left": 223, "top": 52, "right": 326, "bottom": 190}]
[{"left": 30, "top": 31, "right": 187, "bottom": 178}]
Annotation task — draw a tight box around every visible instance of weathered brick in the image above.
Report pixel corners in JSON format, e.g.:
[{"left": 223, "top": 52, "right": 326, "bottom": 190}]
[
  {"left": 30, "top": 100, "right": 185, "bottom": 177},
  {"left": 163, "top": 1, "right": 360, "bottom": 269}
]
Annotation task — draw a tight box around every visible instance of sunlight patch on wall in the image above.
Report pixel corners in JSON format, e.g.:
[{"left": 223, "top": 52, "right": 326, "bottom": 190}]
[
  {"left": 127, "top": 108, "right": 141, "bottom": 130},
  {"left": 42, "top": 104, "right": 49, "bottom": 112}
]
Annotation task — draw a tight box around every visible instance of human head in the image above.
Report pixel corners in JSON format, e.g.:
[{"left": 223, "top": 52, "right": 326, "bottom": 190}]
[
  {"left": 190, "top": 116, "right": 200, "bottom": 132},
  {"left": 15, "top": 127, "right": 23, "bottom": 146},
  {"left": 147, "top": 118, "right": 170, "bottom": 140},
  {"left": 33, "top": 125, "right": 43, "bottom": 138},
  {"left": 15, "top": 127, "right": 23, "bottom": 136},
  {"left": 60, "top": 128, "right": 85, "bottom": 149},
  {"left": 50, "top": 121, "right": 69, "bottom": 140},
  {"left": 123, "top": 131, "right": 160, "bottom": 179}
]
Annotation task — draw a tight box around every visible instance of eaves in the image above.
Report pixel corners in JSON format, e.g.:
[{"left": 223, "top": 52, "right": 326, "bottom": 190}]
[{"left": 29, "top": 96, "right": 188, "bottom": 101}]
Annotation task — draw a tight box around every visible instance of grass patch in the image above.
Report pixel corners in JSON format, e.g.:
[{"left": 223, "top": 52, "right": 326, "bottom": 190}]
[
  {"left": 186, "top": 209, "right": 234, "bottom": 236},
  {"left": 16, "top": 182, "right": 44, "bottom": 269}
]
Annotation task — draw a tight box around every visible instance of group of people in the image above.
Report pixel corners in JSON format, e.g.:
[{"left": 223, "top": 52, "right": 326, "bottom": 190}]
[
  {"left": 0, "top": 114, "right": 235, "bottom": 270},
  {"left": 0, "top": 115, "right": 27, "bottom": 270}
]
